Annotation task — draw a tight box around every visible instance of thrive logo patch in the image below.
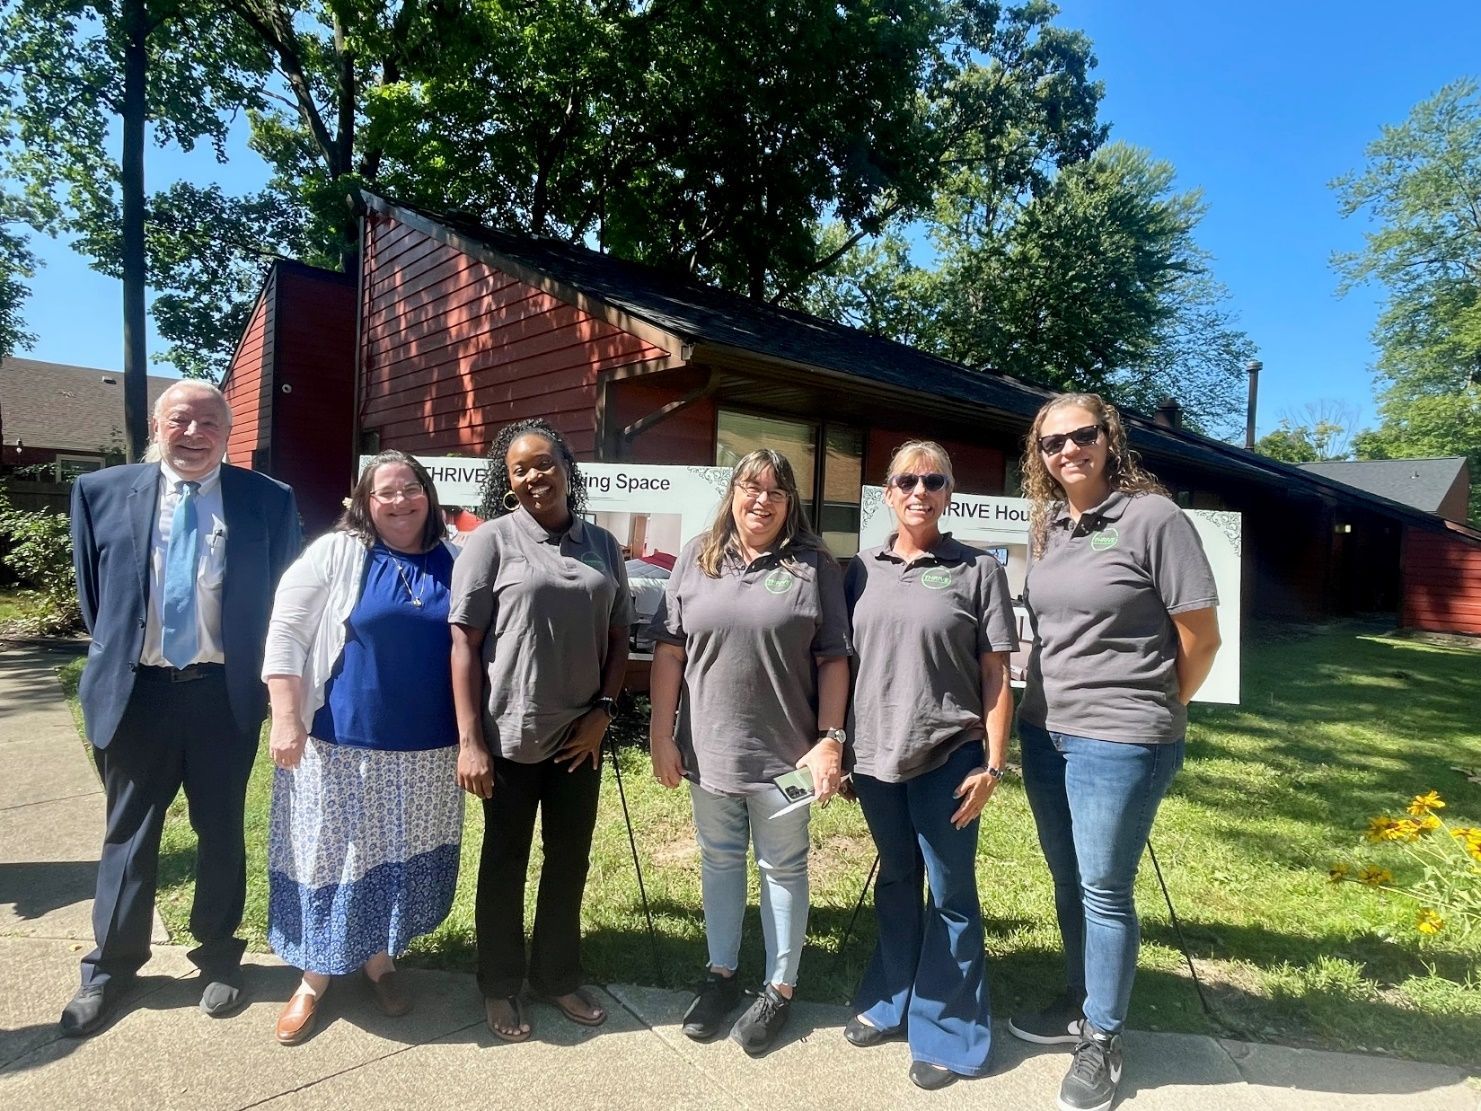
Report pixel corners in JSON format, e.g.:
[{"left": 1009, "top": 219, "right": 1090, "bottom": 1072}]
[
  {"left": 920, "top": 567, "right": 952, "bottom": 590},
  {"left": 764, "top": 570, "right": 796, "bottom": 595},
  {"left": 1090, "top": 527, "right": 1120, "bottom": 552},
  {"left": 580, "top": 552, "right": 606, "bottom": 571}
]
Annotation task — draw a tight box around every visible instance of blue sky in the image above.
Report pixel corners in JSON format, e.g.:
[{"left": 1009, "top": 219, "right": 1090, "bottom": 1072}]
[{"left": 15, "top": 1, "right": 1481, "bottom": 439}]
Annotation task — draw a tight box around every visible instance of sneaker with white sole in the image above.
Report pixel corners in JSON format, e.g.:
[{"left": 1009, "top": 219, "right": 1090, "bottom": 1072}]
[
  {"left": 1057, "top": 1025, "right": 1123, "bottom": 1111},
  {"left": 1007, "top": 987, "right": 1086, "bottom": 1045}
]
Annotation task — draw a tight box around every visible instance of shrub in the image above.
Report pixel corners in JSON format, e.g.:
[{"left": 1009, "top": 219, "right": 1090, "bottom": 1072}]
[{"left": 0, "top": 496, "right": 81, "bottom": 635}]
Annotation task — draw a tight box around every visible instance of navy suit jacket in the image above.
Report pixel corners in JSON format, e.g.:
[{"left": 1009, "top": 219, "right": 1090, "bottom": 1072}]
[{"left": 70, "top": 462, "right": 302, "bottom": 749}]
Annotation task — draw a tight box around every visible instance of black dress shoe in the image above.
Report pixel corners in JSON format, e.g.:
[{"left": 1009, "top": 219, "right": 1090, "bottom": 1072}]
[
  {"left": 909, "top": 1061, "right": 959, "bottom": 1091},
  {"left": 844, "top": 1014, "right": 903, "bottom": 1047},
  {"left": 200, "top": 971, "right": 246, "bottom": 1017},
  {"left": 60, "top": 981, "right": 126, "bottom": 1038}
]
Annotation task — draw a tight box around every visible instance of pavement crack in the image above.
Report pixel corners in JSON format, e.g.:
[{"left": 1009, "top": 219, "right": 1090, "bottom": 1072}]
[{"left": 0, "top": 788, "right": 103, "bottom": 812}]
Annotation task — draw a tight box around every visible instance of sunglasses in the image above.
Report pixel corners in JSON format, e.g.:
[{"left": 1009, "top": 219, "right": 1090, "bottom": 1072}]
[
  {"left": 889, "top": 472, "right": 949, "bottom": 493},
  {"left": 1037, "top": 424, "right": 1103, "bottom": 455}
]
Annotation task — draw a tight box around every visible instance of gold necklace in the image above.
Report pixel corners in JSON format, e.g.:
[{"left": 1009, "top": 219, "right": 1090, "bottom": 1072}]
[{"left": 391, "top": 550, "right": 427, "bottom": 608}]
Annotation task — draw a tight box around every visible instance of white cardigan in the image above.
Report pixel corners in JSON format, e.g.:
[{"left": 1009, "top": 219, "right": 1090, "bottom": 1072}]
[{"left": 261, "top": 531, "right": 460, "bottom": 733}]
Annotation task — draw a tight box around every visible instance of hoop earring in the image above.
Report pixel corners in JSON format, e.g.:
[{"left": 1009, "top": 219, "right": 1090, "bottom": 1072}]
[{"left": 503, "top": 490, "right": 519, "bottom": 512}]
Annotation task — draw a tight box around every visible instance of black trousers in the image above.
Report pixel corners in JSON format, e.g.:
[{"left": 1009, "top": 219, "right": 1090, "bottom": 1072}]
[
  {"left": 81, "top": 668, "right": 258, "bottom": 988},
  {"left": 475, "top": 752, "right": 601, "bottom": 998}
]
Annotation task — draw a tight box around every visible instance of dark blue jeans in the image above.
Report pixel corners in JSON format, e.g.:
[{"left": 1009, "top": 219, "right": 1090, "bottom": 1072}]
[
  {"left": 852, "top": 741, "right": 992, "bottom": 1075},
  {"left": 1018, "top": 721, "right": 1184, "bottom": 1035}
]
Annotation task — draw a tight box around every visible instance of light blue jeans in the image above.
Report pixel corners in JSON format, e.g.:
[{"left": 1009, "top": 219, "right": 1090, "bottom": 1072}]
[{"left": 689, "top": 782, "right": 811, "bottom": 987}]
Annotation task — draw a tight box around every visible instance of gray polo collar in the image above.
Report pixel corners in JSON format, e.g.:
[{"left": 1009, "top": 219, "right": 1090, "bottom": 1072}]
[
  {"left": 509, "top": 504, "right": 586, "bottom": 545},
  {"left": 1051, "top": 489, "right": 1131, "bottom": 530},
  {"left": 876, "top": 531, "right": 970, "bottom": 565}
]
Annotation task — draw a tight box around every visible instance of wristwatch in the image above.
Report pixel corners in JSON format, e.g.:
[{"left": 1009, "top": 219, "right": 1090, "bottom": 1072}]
[
  {"left": 817, "top": 727, "right": 847, "bottom": 744},
  {"left": 985, "top": 765, "right": 1004, "bottom": 780},
  {"left": 593, "top": 696, "right": 620, "bottom": 722}
]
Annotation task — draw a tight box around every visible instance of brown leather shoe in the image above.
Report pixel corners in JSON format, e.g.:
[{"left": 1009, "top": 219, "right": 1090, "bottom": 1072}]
[
  {"left": 275, "top": 991, "right": 319, "bottom": 1045},
  {"left": 365, "top": 969, "right": 412, "bottom": 1017}
]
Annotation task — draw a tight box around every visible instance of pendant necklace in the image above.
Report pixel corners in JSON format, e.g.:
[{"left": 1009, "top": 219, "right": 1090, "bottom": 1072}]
[{"left": 392, "top": 550, "right": 427, "bottom": 607}]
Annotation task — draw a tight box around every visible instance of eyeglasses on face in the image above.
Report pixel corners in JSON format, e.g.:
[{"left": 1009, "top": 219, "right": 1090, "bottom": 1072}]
[
  {"left": 889, "top": 472, "right": 949, "bottom": 493},
  {"left": 1037, "top": 424, "right": 1103, "bottom": 456},
  {"left": 371, "top": 482, "right": 427, "bottom": 503},
  {"left": 736, "top": 482, "right": 790, "bottom": 503}
]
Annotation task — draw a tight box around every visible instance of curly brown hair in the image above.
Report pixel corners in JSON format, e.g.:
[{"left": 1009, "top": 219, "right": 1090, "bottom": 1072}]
[{"left": 1020, "top": 393, "right": 1167, "bottom": 557}]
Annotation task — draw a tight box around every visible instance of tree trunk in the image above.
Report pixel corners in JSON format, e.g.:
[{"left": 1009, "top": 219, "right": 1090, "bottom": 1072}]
[{"left": 121, "top": 0, "right": 149, "bottom": 458}]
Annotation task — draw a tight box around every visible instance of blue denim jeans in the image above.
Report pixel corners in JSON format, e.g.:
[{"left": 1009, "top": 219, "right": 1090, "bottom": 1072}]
[
  {"left": 688, "top": 782, "right": 811, "bottom": 987},
  {"left": 851, "top": 740, "right": 992, "bottom": 1076},
  {"left": 1018, "top": 721, "right": 1184, "bottom": 1035}
]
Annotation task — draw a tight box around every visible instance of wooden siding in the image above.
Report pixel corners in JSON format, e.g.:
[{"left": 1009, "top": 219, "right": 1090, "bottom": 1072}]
[
  {"left": 1402, "top": 526, "right": 1481, "bottom": 635},
  {"left": 222, "top": 270, "right": 275, "bottom": 468},
  {"left": 360, "top": 213, "right": 672, "bottom": 460},
  {"left": 272, "top": 264, "right": 358, "bottom": 536},
  {"left": 611, "top": 373, "right": 717, "bottom": 464}
]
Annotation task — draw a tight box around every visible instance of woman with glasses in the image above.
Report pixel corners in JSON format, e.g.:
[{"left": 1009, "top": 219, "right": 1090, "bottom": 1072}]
[
  {"left": 449, "top": 419, "right": 632, "bottom": 1042},
  {"left": 648, "top": 449, "right": 851, "bottom": 1057},
  {"left": 262, "top": 451, "right": 463, "bottom": 1045},
  {"left": 1009, "top": 394, "right": 1220, "bottom": 1111},
  {"left": 842, "top": 441, "right": 1016, "bottom": 1090}
]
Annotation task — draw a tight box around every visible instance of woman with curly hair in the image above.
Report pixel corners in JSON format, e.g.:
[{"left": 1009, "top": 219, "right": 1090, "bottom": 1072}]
[
  {"left": 1007, "top": 394, "right": 1221, "bottom": 1111},
  {"left": 647, "top": 449, "right": 851, "bottom": 1057},
  {"left": 448, "top": 419, "right": 633, "bottom": 1041}
]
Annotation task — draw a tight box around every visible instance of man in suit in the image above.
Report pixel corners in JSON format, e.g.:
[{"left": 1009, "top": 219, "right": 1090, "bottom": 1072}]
[{"left": 60, "top": 379, "right": 301, "bottom": 1036}]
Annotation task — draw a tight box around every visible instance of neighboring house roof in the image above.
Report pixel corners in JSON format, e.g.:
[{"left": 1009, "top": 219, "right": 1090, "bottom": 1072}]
[
  {"left": 0, "top": 357, "right": 176, "bottom": 454},
  {"left": 359, "top": 192, "right": 1481, "bottom": 541},
  {"left": 1298, "top": 458, "right": 1469, "bottom": 516}
]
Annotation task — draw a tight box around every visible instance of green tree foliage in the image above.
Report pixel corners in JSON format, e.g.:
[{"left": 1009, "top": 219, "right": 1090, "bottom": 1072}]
[
  {"left": 0, "top": 497, "right": 80, "bottom": 634},
  {"left": 1334, "top": 77, "right": 1481, "bottom": 522},
  {"left": 803, "top": 142, "right": 1254, "bottom": 435},
  {"left": 0, "top": 191, "right": 38, "bottom": 360}
]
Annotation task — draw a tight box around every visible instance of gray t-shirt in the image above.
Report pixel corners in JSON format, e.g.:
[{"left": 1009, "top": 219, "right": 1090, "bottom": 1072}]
[
  {"left": 448, "top": 507, "right": 635, "bottom": 763},
  {"left": 1019, "top": 491, "right": 1218, "bottom": 745},
  {"left": 649, "top": 538, "right": 852, "bottom": 796},
  {"left": 846, "top": 534, "right": 1019, "bottom": 782}
]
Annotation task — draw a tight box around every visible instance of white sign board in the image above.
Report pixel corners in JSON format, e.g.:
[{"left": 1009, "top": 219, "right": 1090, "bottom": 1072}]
[{"left": 859, "top": 488, "right": 1242, "bottom": 704}]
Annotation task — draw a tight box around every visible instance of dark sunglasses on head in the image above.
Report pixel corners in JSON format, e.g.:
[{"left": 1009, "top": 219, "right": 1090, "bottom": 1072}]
[
  {"left": 1037, "top": 424, "right": 1103, "bottom": 455},
  {"left": 889, "top": 472, "right": 949, "bottom": 493}
]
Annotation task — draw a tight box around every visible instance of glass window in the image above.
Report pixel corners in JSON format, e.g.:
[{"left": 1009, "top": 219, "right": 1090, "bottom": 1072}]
[
  {"left": 716, "top": 410, "right": 817, "bottom": 496},
  {"left": 820, "top": 425, "right": 863, "bottom": 557}
]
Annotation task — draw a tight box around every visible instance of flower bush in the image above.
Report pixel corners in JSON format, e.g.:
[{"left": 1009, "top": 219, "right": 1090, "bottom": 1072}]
[{"left": 1331, "top": 790, "right": 1481, "bottom": 939}]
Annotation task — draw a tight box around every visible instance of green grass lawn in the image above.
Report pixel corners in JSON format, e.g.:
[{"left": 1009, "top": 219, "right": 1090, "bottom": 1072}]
[
  {"left": 0, "top": 584, "right": 31, "bottom": 627},
  {"left": 58, "top": 624, "right": 1481, "bottom": 1066}
]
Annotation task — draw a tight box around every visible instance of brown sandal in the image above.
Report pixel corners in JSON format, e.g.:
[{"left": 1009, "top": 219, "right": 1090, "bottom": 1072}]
[
  {"left": 537, "top": 988, "right": 607, "bottom": 1027},
  {"left": 485, "top": 994, "right": 531, "bottom": 1042}
]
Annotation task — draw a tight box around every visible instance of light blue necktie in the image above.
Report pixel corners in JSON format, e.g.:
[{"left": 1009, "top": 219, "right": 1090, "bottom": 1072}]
[{"left": 161, "top": 480, "right": 200, "bottom": 668}]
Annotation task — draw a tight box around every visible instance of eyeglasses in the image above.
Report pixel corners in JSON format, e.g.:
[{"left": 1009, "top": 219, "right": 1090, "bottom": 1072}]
[
  {"left": 736, "top": 482, "right": 790, "bottom": 503},
  {"left": 1037, "top": 424, "right": 1103, "bottom": 455},
  {"left": 371, "top": 482, "right": 427, "bottom": 503},
  {"left": 889, "top": 472, "right": 949, "bottom": 493}
]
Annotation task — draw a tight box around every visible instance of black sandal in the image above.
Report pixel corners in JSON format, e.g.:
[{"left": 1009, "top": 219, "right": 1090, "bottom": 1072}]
[{"left": 485, "top": 995, "right": 532, "bottom": 1042}]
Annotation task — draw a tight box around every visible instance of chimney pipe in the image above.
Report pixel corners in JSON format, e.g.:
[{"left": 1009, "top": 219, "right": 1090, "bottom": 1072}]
[
  {"left": 1245, "top": 359, "right": 1262, "bottom": 449},
  {"left": 1153, "top": 397, "right": 1184, "bottom": 430}
]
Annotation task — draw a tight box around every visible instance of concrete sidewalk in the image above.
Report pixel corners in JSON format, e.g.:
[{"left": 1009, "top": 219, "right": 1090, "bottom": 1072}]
[{"left": 1, "top": 643, "right": 1476, "bottom": 1111}]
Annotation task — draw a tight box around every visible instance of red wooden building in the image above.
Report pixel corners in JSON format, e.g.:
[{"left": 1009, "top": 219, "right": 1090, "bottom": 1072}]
[{"left": 220, "top": 192, "right": 1481, "bottom": 635}]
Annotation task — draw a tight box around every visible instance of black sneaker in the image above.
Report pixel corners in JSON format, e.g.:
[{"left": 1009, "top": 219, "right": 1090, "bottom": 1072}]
[
  {"left": 1058, "top": 1025, "right": 1123, "bottom": 1111},
  {"left": 681, "top": 971, "right": 740, "bottom": 1041},
  {"left": 1008, "top": 986, "right": 1086, "bottom": 1045},
  {"left": 729, "top": 983, "right": 791, "bottom": 1057}
]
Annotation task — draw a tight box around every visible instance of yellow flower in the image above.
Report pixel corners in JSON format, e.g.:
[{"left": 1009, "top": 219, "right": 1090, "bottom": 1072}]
[
  {"left": 1452, "top": 827, "right": 1481, "bottom": 852},
  {"left": 1385, "top": 819, "right": 1423, "bottom": 843},
  {"left": 1357, "top": 866, "right": 1392, "bottom": 887},
  {"left": 1328, "top": 862, "right": 1351, "bottom": 883},
  {"left": 1365, "top": 815, "right": 1400, "bottom": 842},
  {"left": 1408, "top": 791, "right": 1446, "bottom": 816},
  {"left": 1417, "top": 813, "right": 1442, "bottom": 833},
  {"left": 1416, "top": 908, "right": 1445, "bottom": 935}
]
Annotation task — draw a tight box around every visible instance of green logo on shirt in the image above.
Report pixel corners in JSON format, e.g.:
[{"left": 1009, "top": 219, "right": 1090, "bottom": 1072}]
[
  {"left": 1091, "top": 527, "right": 1120, "bottom": 552},
  {"left": 764, "top": 569, "right": 795, "bottom": 594},
  {"left": 580, "top": 552, "right": 606, "bottom": 572},
  {"left": 920, "top": 567, "right": 952, "bottom": 590}
]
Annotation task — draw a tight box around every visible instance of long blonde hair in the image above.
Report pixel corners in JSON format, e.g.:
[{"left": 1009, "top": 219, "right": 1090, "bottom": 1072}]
[
  {"left": 1020, "top": 393, "right": 1167, "bottom": 557},
  {"left": 697, "top": 449, "right": 828, "bottom": 576}
]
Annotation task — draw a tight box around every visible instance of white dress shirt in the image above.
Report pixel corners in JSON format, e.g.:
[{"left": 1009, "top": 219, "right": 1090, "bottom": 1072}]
[{"left": 140, "top": 461, "right": 228, "bottom": 666}]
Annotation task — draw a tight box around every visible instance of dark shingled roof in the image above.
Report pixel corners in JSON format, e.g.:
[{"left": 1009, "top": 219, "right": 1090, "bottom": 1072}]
[
  {"left": 1, "top": 357, "right": 176, "bottom": 453},
  {"left": 1298, "top": 458, "right": 1469, "bottom": 515}
]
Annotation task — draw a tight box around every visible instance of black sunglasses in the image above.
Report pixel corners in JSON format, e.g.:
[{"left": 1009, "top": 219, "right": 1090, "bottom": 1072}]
[
  {"left": 889, "top": 472, "right": 949, "bottom": 493},
  {"left": 1037, "top": 424, "right": 1104, "bottom": 455}
]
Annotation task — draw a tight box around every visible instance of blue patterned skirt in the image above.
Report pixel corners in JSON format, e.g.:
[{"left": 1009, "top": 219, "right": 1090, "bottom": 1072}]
[{"left": 267, "top": 737, "right": 463, "bottom": 975}]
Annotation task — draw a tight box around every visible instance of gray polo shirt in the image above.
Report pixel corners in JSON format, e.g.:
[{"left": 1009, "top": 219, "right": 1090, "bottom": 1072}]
[
  {"left": 448, "top": 507, "right": 635, "bottom": 763},
  {"left": 846, "top": 534, "right": 1019, "bottom": 783},
  {"left": 649, "top": 538, "right": 852, "bottom": 796},
  {"left": 1019, "top": 491, "right": 1218, "bottom": 745}
]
